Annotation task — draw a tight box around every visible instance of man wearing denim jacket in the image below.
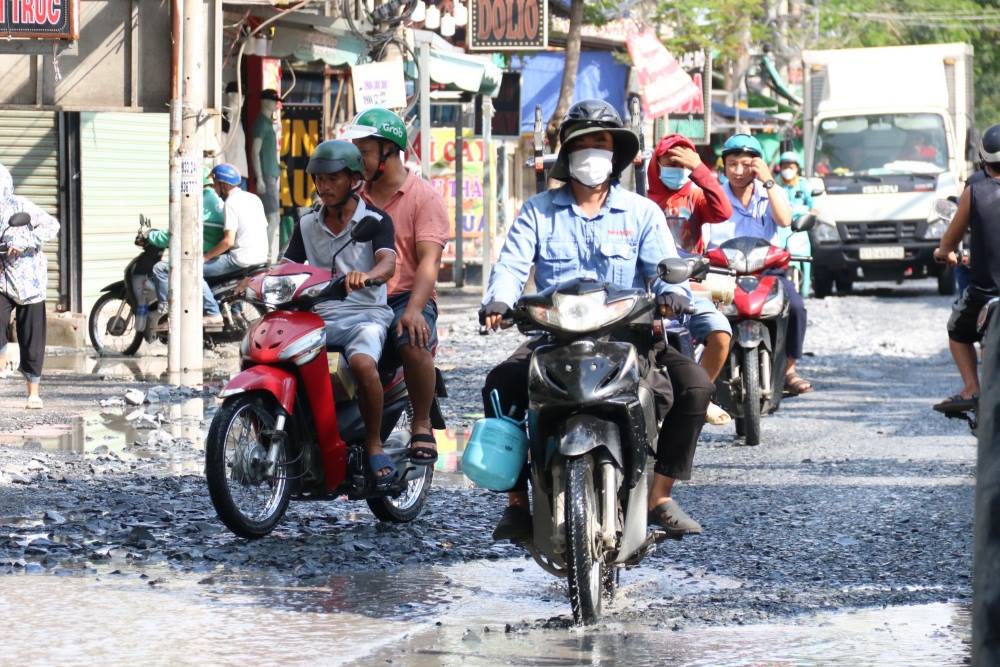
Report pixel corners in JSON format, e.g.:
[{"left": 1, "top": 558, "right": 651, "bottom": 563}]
[{"left": 479, "top": 100, "right": 714, "bottom": 542}]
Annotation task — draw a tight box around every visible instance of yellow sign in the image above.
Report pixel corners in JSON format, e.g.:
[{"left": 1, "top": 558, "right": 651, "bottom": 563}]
[{"left": 279, "top": 113, "right": 321, "bottom": 209}]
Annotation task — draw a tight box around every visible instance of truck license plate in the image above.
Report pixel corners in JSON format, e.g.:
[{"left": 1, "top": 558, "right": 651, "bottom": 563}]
[{"left": 859, "top": 246, "right": 905, "bottom": 261}]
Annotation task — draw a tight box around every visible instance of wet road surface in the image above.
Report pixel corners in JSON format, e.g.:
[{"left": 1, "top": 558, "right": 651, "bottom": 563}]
[{"left": 0, "top": 281, "right": 976, "bottom": 664}]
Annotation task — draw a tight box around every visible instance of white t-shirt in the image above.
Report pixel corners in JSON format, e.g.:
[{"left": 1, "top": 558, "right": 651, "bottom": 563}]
[{"left": 223, "top": 188, "right": 269, "bottom": 266}]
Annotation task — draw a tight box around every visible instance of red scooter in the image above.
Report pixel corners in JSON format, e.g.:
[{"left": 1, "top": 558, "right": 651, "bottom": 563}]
[
  {"left": 703, "top": 236, "right": 811, "bottom": 446},
  {"left": 205, "top": 217, "right": 446, "bottom": 538}
]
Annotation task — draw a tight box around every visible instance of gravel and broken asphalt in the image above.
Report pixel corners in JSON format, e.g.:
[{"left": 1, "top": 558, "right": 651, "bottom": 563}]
[{"left": 0, "top": 281, "right": 976, "bottom": 630}]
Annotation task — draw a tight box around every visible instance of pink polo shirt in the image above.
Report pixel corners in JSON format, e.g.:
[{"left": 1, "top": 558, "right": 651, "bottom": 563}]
[{"left": 363, "top": 169, "right": 449, "bottom": 297}]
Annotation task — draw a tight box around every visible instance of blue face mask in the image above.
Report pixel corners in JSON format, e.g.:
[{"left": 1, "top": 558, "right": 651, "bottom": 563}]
[{"left": 659, "top": 166, "right": 691, "bottom": 190}]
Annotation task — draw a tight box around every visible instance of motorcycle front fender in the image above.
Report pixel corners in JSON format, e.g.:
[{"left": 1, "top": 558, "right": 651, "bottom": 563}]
[
  {"left": 735, "top": 320, "right": 772, "bottom": 351},
  {"left": 98, "top": 280, "right": 127, "bottom": 297},
  {"left": 557, "top": 415, "right": 623, "bottom": 468},
  {"left": 219, "top": 365, "right": 297, "bottom": 414}
]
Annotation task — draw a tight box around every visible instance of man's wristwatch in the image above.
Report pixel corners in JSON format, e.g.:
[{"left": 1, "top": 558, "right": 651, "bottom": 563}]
[{"left": 762, "top": 179, "right": 775, "bottom": 190}]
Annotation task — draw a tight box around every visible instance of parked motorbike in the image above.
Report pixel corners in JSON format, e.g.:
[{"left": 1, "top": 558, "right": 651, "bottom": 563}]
[
  {"left": 493, "top": 260, "right": 700, "bottom": 625},
  {"left": 205, "top": 216, "right": 446, "bottom": 538},
  {"left": 87, "top": 216, "right": 268, "bottom": 356},
  {"left": 700, "top": 225, "right": 813, "bottom": 446}
]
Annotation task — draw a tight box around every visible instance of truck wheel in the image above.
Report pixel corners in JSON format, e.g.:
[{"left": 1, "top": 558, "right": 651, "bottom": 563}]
[
  {"left": 937, "top": 267, "right": 957, "bottom": 296},
  {"left": 835, "top": 275, "right": 854, "bottom": 295},
  {"left": 814, "top": 271, "right": 833, "bottom": 298}
]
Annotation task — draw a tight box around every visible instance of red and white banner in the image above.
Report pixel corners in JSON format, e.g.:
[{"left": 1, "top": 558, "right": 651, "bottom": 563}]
[{"left": 626, "top": 29, "right": 701, "bottom": 118}]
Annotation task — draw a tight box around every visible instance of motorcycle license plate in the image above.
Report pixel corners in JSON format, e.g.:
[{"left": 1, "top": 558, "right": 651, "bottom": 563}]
[{"left": 859, "top": 246, "right": 904, "bottom": 261}]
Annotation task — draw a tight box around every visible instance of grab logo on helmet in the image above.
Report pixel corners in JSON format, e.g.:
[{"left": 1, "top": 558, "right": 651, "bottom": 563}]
[{"left": 381, "top": 122, "right": 405, "bottom": 140}]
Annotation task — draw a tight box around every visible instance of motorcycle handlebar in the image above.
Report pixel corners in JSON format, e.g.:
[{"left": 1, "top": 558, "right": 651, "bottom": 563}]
[
  {"left": 789, "top": 255, "right": 813, "bottom": 263},
  {"left": 363, "top": 278, "right": 385, "bottom": 287}
]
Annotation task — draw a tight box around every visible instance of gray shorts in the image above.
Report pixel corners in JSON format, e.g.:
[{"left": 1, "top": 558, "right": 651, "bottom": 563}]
[
  {"left": 322, "top": 304, "right": 393, "bottom": 362},
  {"left": 262, "top": 176, "right": 280, "bottom": 214}
]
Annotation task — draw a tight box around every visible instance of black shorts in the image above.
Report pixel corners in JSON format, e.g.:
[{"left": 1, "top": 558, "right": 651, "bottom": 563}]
[{"left": 948, "top": 285, "right": 999, "bottom": 344}]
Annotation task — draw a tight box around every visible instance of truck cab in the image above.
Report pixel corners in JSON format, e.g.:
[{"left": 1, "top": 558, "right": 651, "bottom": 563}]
[{"left": 802, "top": 44, "right": 974, "bottom": 296}]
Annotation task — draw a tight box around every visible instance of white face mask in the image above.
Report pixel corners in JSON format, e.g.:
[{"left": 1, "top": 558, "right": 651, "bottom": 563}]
[
  {"left": 568, "top": 148, "right": 614, "bottom": 187},
  {"left": 780, "top": 167, "right": 797, "bottom": 182}
]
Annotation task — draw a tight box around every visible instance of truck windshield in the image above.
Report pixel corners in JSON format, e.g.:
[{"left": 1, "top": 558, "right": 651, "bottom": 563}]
[{"left": 813, "top": 113, "right": 947, "bottom": 177}]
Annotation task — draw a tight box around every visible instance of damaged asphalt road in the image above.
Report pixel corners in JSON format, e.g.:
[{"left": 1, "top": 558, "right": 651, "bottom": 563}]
[{"left": 0, "top": 282, "right": 976, "bottom": 640}]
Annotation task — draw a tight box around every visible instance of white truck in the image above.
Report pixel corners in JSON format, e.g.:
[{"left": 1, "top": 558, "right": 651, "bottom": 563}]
[{"left": 801, "top": 43, "right": 975, "bottom": 296}]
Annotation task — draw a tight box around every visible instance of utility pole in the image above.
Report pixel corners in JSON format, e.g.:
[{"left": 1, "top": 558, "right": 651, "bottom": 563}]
[
  {"left": 168, "top": 0, "right": 183, "bottom": 384},
  {"left": 174, "top": 0, "right": 206, "bottom": 387},
  {"left": 481, "top": 94, "right": 494, "bottom": 294}
]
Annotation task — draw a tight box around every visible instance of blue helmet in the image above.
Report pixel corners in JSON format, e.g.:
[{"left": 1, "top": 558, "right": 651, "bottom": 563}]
[
  {"left": 778, "top": 150, "right": 802, "bottom": 167},
  {"left": 721, "top": 133, "right": 764, "bottom": 159},
  {"left": 211, "top": 163, "right": 241, "bottom": 186}
]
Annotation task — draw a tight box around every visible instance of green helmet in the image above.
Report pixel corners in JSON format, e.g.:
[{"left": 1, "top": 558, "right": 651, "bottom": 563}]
[
  {"left": 307, "top": 140, "right": 364, "bottom": 176},
  {"left": 342, "top": 108, "right": 407, "bottom": 151}
]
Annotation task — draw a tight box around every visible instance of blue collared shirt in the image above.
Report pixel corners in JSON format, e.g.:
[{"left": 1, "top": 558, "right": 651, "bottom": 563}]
[
  {"left": 483, "top": 182, "right": 690, "bottom": 308},
  {"left": 704, "top": 180, "right": 786, "bottom": 248}
]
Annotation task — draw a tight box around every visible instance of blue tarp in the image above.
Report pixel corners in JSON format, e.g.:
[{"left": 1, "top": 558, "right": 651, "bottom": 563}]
[
  {"left": 711, "top": 101, "right": 776, "bottom": 124},
  {"left": 512, "top": 51, "right": 628, "bottom": 134}
]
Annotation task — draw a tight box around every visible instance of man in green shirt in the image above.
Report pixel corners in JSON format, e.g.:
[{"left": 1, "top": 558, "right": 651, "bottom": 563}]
[{"left": 149, "top": 167, "right": 226, "bottom": 313}]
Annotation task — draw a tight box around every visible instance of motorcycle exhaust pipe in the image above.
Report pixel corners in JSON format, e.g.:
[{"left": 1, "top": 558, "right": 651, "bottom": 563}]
[{"left": 601, "top": 462, "right": 616, "bottom": 549}]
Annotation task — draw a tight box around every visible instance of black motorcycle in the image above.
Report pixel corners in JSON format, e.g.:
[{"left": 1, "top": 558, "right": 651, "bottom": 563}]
[
  {"left": 87, "top": 216, "right": 268, "bottom": 356},
  {"left": 499, "top": 259, "right": 697, "bottom": 624}
]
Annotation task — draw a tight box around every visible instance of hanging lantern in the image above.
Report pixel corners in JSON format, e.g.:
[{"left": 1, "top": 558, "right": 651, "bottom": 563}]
[
  {"left": 424, "top": 2, "right": 440, "bottom": 30},
  {"left": 441, "top": 11, "right": 456, "bottom": 37},
  {"left": 411, "top": 0, "right": 426, "bottom": 22},
  {"left": 453, "top": 0, "right": 468, "bottom": 27}
]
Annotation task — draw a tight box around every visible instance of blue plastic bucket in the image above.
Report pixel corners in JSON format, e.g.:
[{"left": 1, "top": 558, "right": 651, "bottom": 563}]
[{"left": 461, "top": 390, "right": 529, "bottom": 491}]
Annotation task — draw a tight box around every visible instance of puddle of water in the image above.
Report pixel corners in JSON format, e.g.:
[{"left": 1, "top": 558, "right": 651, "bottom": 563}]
[
  {"left": 21, "top": 349, "right": 241, "bottom": 383},
  {"left": 0, "top": 398, "right": 214, "bottom": 475},
  {"left": 0, "top": 558, "right": 968, "bottom": 666}
]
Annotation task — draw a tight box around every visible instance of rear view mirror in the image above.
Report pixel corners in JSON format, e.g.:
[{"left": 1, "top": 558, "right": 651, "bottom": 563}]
[
  {"left": 792, "top": 213, "right": 817, "bottom": 233},
  {"left": 351, "top": 216, "right": 382, "bottom": 243},
  {"left": 932, "top": 198, "right": 958, "bottom": 223},
  {"left": 6, "top": 212, "right": 31, "bottom": 227},
  {"left": 657, "top": 257, "right": 707, "bottom": 284},
  {"left": 808, "top": 177, "right": 826, "bottom": 198}
]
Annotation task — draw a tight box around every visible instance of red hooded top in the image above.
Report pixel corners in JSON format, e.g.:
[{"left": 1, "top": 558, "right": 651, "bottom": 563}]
[{"left": 646, "top": 134, "right": 732, "bottom": 253}]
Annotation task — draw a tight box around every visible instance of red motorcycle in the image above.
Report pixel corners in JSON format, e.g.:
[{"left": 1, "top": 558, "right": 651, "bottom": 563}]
[
  {"left": 205, "top": 217, "right": 446, "bottom": 538},
  {"left": 703, "top": 236, "right": 811, "bottom": 446}
]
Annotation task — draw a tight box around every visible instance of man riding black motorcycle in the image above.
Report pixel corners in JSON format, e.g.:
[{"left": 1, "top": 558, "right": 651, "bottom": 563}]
[{"left": 479, "top": 99, "right": 714, "bottom": 541}]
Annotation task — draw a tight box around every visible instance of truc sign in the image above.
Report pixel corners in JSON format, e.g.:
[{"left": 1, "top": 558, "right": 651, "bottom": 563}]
[
  {"left": 0, "top": 0, "right": 79, "bottom": 40},
  {"left": 469, "top": 0, "right": 547, "bottom": 51}
]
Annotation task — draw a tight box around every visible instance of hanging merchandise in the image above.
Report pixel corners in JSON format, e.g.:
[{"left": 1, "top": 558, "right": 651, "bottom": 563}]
[{"left": 424, "top": 2, "right": 440, "bottom": 29}]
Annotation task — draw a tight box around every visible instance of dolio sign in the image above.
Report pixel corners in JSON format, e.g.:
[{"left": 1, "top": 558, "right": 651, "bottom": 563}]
[
  {"left": 0, "top": 0, "right": 79, "bottom": 39},
  {"left": 469, "top": 0, "right": 547, "bottom": 51}
]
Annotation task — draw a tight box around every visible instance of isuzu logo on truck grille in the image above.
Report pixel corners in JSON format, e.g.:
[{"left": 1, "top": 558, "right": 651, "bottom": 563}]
[{"left": 861, "top": 184, "right": 899, "bottom": 194}]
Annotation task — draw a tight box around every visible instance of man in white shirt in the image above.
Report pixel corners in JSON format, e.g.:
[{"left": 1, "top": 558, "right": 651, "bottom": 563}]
[{"left": 203, "top": 163, "right": 269, "bottom": 325}]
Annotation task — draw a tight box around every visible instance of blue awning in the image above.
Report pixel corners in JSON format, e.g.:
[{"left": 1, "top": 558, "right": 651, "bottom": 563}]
[{"left": 511, "top": 51, "right": 628, "bottom": 134}]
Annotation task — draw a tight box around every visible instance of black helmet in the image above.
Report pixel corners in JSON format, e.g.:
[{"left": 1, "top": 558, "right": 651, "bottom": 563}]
[
  {"left": 981, "top": 123, "right": 1000, "bottom": 163},
  {"left": 549, "top": 100, "right": 640, "bottom": 182}
]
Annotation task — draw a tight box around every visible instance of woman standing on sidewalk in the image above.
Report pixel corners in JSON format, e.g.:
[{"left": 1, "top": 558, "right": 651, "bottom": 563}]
[{"left": 0, "top": 163, "right": 60, "bottom": 409}]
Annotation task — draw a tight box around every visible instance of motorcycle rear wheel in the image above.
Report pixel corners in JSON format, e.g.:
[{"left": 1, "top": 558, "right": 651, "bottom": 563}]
[
  {"left": 565, "top": 456, "right": 607, "bottom": 625},
  {"left": 741, "top": 347, "right": 762, "bottom": 446},
  {"left": 206, "top": 394, "right": 291, "bottom": 539},
  {"left": 366, "top": 465, "right": 433, "bottom": 523},
  {"left": 88, "top": 293, "right": 143, "bottom": 357}
]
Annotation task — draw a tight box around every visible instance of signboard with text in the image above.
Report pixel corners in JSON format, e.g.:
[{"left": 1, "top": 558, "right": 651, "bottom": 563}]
[
  {"left": 626, "top": 29, "right": 700, "bottom": 119},
  {"left": 428, "top": 128, "right": 487, "bottom": 262},
  {"left": 280, "top": 105, "right": 322, "bottom": 210},
  {"left": 351, "top": 61, "right": 407, "bottom": 112},
  {"left": 0, "top": 0, "right": 79, "bottom": 39},
  {"left": 469, "top": 0, "right": 547, "bottom": 51}
]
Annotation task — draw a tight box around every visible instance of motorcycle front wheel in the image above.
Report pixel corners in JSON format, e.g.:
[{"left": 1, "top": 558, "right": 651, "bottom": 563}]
[
  {"left": 740, "top": 347, "right": 762, "bottom": 446},
  {"left": 205, "top": 394, "right": 291, "bottom": 539},
  {"left": 565, "top": 456, "right": 607, "bottom": 625},
  {"left": 88, "top": 293, "right": 143, "bottom": 356}
]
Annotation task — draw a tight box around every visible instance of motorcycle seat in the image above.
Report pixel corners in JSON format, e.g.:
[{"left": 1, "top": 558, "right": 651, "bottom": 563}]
[{"left": 206, "top": 262, "right": 269, "bottom": 285}]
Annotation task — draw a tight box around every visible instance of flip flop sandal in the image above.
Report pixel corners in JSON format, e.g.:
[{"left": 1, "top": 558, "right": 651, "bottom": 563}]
[
  {"left": 407, "top": 432, "right": 438, "bottom": 466},
  {"left": 368, "top": 453, "right": 398, "bottom": 491},
  {"left": 784, "top": 373, "right": 813, "bottom": 396},
  {"left": 933, "top": 393, "right": 978, "bottom": 414}
]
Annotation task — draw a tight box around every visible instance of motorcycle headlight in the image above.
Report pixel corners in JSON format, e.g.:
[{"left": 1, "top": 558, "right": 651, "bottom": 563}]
[
  {"left": 922, "top": 220, "right": 948, "bottom": 240},
  {"left": 261, "top": 274, "right": 309, "bottom": 305},
  {"left": 813, "top": 221, "right": 840, "bottom": 243},
  {"left": 526, "top": 291, "right": 637, "bottom": 333}
]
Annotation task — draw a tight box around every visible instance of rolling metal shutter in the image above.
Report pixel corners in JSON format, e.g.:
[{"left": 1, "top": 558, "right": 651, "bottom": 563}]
[
  {"left": 0, "top": 111, "right": 61, "bottom": 306},
  {"left": 79, "top": 112, "right": 169, "bottom": 313}
]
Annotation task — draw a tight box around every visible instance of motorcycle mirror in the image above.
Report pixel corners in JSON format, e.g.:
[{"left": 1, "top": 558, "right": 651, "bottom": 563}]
[
  {"left": 933, "top": 198, "right": 958, "bottom": 221},
  {"left": 351, "top": 216, "right": 382, "bottom": 243},
  {"left": 792, "top": 213, "right": 817, "bottom": 233},
  {"left": 6, "top": 212, "right": 31, "bottom": 227},
  {"left": 657, "top": 258, "right": 695, "bottom": 284},
  {"left": 808, "top": 177, "right": 826, "bottom": 198}
]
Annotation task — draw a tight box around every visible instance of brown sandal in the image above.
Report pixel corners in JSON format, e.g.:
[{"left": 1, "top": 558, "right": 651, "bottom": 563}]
[{"left": 784, "top": 373, "right": 813, "bottom": 395}]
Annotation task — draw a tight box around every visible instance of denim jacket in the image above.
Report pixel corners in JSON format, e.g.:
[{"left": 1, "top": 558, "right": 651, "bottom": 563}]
[
  {"left": 0, "top": 165, "right": 60, "bottom": 305},
  {"left": 483, "top": 183, "right": 690, "bottom": 308}
]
